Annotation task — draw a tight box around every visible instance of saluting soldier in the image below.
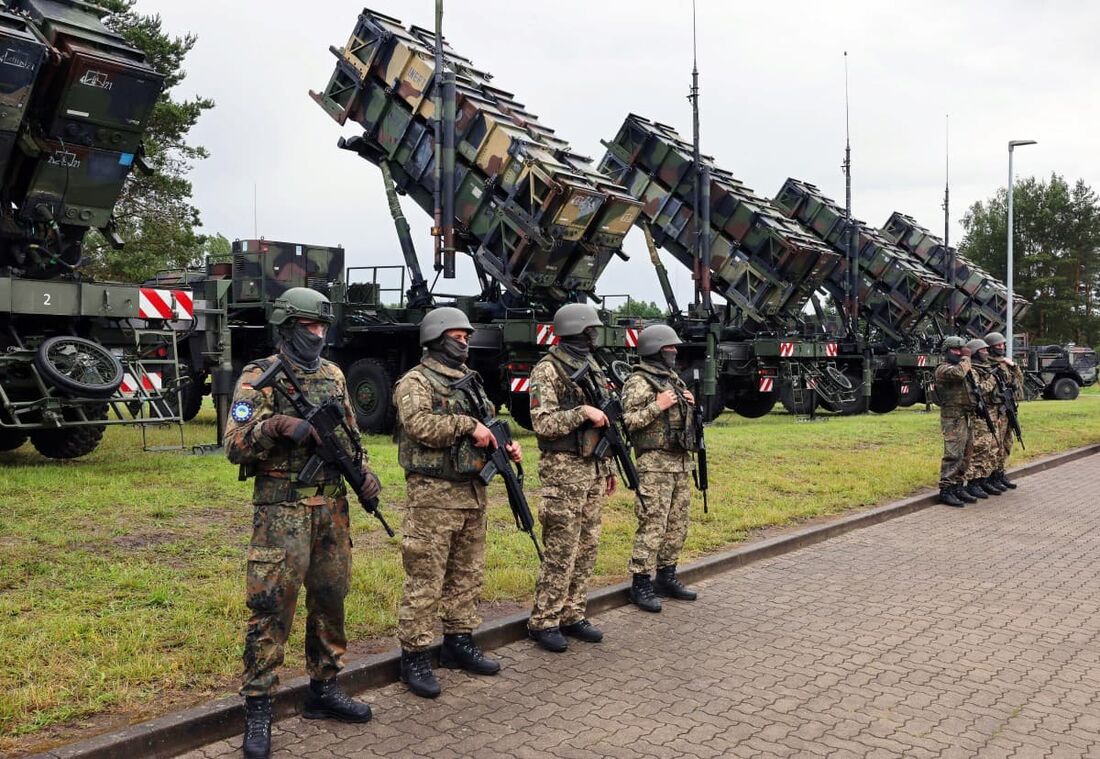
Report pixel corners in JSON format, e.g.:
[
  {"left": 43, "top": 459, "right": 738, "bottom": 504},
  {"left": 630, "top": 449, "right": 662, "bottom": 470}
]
[
  {"left": 963, "top": 338, "right": 1006, "bottom": 499},
  {"left": 621, "top": 324, "right": 699, "bottom": 613},
  {"left": 225, "top": 288, "right": 380, "bottom": 759},
  {"left": 526, "top": 303, "right": 616, "bottom": 653},
  {"left": 393, "top": 307, "right": 521, "bottom": 698},
  {"left": 985, "top": 331, "right": 1024, "bottom": 490},
  {"left": 934, "top": 336, "right": 977, "bottom": 507}
]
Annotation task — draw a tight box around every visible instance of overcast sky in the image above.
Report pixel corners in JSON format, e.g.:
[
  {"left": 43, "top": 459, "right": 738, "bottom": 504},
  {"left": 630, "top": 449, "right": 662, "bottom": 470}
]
[{"left": 136, "top": 0, "right": 1100, "bottom": 306}]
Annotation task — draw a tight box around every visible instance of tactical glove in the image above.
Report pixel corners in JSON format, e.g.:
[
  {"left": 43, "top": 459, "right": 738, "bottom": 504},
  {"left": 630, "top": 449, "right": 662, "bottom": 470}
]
[
  {"left": 264, "top": 414, "right": 316, "bottom": 444},
  {"left": 357, "top": 470, "right": 382, "bottom": 501}
]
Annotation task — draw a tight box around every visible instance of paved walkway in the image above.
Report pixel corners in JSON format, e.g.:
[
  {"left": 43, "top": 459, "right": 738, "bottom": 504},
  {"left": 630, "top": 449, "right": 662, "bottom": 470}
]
[{"left": 186, "top": 455, "right": 1100, "bottom": 758}]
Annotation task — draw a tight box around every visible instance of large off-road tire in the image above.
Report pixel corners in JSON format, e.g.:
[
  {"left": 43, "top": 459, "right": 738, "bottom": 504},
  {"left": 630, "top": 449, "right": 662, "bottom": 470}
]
[
  {"left": 869, "top": 380, "right": 900, "bottom": 414},
  {"left": 896, "top": 382, "right": 924, "bottom": 407},
  {"left": 345, "top": 358, "right": 394, "bottom": 434},
  {"left": 508, "top": 394, "right": 533, "bottom": 430},
  {"left": 728, "top": 389, "right": 778, "bottom": 419},
  {"left": 169, "top": 361, "right": 204, "bottom": 422},
  {"left": 33, "top": 336, "right": 123, "bottom": 398},
  {"left": 30, "top": 405, "right": 107, "bottom": 460},
  {"left": 1051, "top": 377, "right": 1080, "bottom": 401},
  {"left": 780, "top": 381, "right": 818, "bottom": 415},
  {"left": 0, "top": 428, "right": 28, "bottom": 451}
]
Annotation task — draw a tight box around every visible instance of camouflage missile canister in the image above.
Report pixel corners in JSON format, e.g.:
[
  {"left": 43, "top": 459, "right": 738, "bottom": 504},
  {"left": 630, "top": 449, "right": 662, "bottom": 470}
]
[
  {"left": 0, "top": 8, "right": 46, "bottom": 176},
  {"left": 229, "top": 239, "right": 345, "bottom": 305},
  {"left": 310, "top": 8, "right": 642, "bottom": 305},
  {"left": 773, "top": 178, "right": 951, "bottom": 342},
  {"left": 881, "top": 212, "right": 1028, "bottom": 338},
  {"left": 598, "top": 114, "right": 839, "bottom": 324}
]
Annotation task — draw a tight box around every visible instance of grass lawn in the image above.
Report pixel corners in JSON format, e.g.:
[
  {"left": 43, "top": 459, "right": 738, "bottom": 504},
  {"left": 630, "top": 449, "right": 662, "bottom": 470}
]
[{"left": 2, "top": 390, "right": 1099, "bottom": 752}]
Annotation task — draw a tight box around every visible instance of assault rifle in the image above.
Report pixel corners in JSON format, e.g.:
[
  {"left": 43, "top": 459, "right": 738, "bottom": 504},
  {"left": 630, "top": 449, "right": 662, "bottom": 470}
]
[
  {"left": 253, "top": 358, "right": 395, "bottom": 537},
  {"left": 965, "top": 368, "right": 1002, "bottom": 453},
  {"left": 690, "top": 369, "right": 709, "bottom": 514},
  {"left": 994, "top": 370, "right": 1025, "bottom": 450},
  {"left": 450, "top": 372, "right": 544, "bottom": 562},
  {"left": 569, "top": 361, "right": 640, "bottom": 491}
]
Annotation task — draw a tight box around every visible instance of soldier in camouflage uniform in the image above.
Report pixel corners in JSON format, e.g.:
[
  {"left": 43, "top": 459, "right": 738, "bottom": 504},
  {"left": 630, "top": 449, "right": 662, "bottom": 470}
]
[
  {"left": 986, "top": 332, "right": 1024, "bottom": 491},
  {"left": 393, "top": 307, "right": 521, "bottom": 698},
  {"left": 527, "top": 303, "right": 616, "bottom": 653},
  {"left": 963, "top": 338, "right": 1007, "bottom": 500},
  {"left": 934, "top": 336, "right": 977, "bottom": 507},
  {"left": 621, "top": 324, "right": 699, "bottom": 613},
  {"left": 225, "top": 288, "right": 380, "bottom": 759}
]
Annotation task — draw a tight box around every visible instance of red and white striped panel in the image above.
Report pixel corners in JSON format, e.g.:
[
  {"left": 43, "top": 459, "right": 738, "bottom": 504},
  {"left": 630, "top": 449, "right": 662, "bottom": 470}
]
[
  {"left": 900, "top": 384, "right": 911, "bottom": 395},
  {"left": 758, "top": 377, "right": 774, "bottom": 393},
  {"left": 779, "top": 341, "right": 795, "bottom": 358},
  {"left": 535, "top": 323, "right": 558, "bottom": 346},
  {"left": 139, "top": 288, "right": 194, "bottom": 321},
  {"left": 509, "top": 377, "right": 530, "bottom": 393},
  {"left": 624, "top": 328, "right": 639, "bottom": 348},
  {"left": 917, "top": 354, "right": 928, "bottom": 367},
  {"left": 825, "top": 342, "right": 838, "bottom": 357},
  {"left": 806, "top": 378, "right": 817, "bottom": 390},
  {"left": 119, "top": 371, "right": 163, "bottom": 396}
]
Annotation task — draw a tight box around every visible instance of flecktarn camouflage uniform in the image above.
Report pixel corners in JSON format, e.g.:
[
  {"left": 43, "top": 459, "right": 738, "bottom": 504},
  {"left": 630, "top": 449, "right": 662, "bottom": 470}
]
[{"left": 934, "top": 357, "right": 974, "bottom": 489}]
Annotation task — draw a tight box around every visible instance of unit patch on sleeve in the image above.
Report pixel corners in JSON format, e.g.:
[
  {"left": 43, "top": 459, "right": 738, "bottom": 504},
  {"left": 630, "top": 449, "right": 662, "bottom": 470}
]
[{"left": 231, "top": 400, "right": 255, "bottom": 423}]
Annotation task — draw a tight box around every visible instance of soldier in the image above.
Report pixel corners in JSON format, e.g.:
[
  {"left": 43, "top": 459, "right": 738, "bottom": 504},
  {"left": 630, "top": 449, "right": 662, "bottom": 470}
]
[
  {"left": 225, "top": 288, "right": 380, "bottom": 759},
  {"left": 963, "top": 338, "right": 1006, "bottom": 499},
  {"left": 934, "top": 336, "right": 978, "bottom": 507},
  {"left": 621, "top": 324, "right": 698, "bottom": 613},
  {"left": 393, "top": 307, "right": 522, "bottom": 698},
  {"left": 527, "top": 303, "right": 616, "bottom": 653},
  {"left": 985, "top": 331, "right": 1024, "bottom": 490}
]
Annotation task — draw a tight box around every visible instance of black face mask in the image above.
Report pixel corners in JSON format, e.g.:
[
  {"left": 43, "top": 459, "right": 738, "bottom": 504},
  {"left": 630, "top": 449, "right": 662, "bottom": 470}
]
[
  {"left": 989, "top": 345, "right": 1005, "bottom": 358},
  {"left": 972, "top": 350, "right": 989, "bottom": 364},
  {"left": 428, "top": 335, "right": 469, "bottom": 369},
  {"left": 660, "top": 349, "right": 677, "bottom": 370},
  {"left": 944, "top": 351, "right": 962, "bottom": 365},
  {"left": 559, "top": 328, "right": 596, "bottom": 359},
  {"left": 281, "top": 322, "right": 325, "bottom": 371}
]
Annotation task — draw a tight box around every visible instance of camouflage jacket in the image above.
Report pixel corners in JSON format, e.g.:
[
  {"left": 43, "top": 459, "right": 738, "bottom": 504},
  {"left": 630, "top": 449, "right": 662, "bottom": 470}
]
[
  {"left": 971, "top": 361, "right": 1002, "bottom": 406},
  {"left": 621, "top": 362, "right": 694, "bottom": 472},
  {"left": 393, "top": 356, "right": 488, "bottom": 484},
  {"left": 991, "top": 356, "right": 1025, "bottom": 406},
  {"left": 934, "top": 358, "right": 975, "bottom": 417},
  {"left": 529, "top": 346, "right": 612, "bottom": 473},
  {"left": 224, "top": 352, "right": 367, "bottom": 503}
]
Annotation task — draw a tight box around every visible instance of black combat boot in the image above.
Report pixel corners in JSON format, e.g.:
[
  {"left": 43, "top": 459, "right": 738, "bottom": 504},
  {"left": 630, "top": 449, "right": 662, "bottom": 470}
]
[
  {"left": 629, "top": 573, "right": 662, "bottom": 613},
  {"left": 440, "top": 633, "right": 501, "bottom": 675},
  {"left": 965, "top": 481, "right": 989, "bottom": 500},
  {"left": 654, "top": 565, "right": 698, "bottom": 601},
  {"left": 939, "top": 488, "right": 965, "bottom": 507},
  {"left": 997, "top": 470, "right": 1018, "bottom": 489},
  {"left": 400, "top": 650, "right": 441, "bottom": 699},
  {"left": 528, "top": 625, "right": 568, "bottom": 652},
  {"left": 981, "top": 477, "right": 1004, "bottom": 495},
  {"left": 302, "top": 678, "right": 372, "bottom": 723},
  {"left": 560, "top": 619, "right": 603, "bottom": 643},
  {"left": 242, "top": 696, "right": 272, "bottom": 759},
  {"left": 953, "top": 485, "right": 978, "bottom": 504}
]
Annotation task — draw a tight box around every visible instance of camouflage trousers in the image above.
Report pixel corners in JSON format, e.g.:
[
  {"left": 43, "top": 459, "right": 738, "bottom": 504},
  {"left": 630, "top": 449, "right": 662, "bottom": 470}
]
[
  {"left": 938, "top": 414, "right": 974, "bottom": 488},
  {"left": 241, "top": 494, "right": 351, "bottom": 697},
  {"left": 398, "top": 476, "right": 487, "bottom": 652},
  {"left": 629, "top": 468, "right": 691, "bottom": 575},
  {"left": 529, "top": 453, "right": 606, "bottom": 630},
  {"left": 966, "top": 412, "right": 1001, "bottom": 480},
  {"left": 995, "top": 407, "right": 1014, "bottom": 470}
]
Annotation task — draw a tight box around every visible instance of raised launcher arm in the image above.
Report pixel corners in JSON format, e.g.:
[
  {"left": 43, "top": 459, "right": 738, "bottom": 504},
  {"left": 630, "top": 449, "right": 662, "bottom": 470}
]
[
  {"left": 0, "top": 0, "right": 164, "bottom": 277},
  {"left": 598, "top": 114, "right": 840, "bottom": 331},
  {"left": 310, "top": 8, "right": 642, "bottom": 310},
  {"left": 881, "top": 212, "right": 1029, "bottom": 339},
  {"left": 773, "top": 178, "right": 952, "bottom": 346}
]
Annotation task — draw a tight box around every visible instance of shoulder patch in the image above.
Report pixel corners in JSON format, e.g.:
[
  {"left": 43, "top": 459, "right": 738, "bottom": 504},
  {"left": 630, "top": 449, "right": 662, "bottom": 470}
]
[{"left": 231, "top": 400, "right": 255, "bottom": 423}]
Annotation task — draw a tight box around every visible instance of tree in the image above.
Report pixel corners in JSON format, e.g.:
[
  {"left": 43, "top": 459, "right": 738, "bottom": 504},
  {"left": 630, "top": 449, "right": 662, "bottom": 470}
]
[
  {"left": 960, "top": 173, "right": 1100, "bottom": 347},
  {"left": 613, "top": 299, "right": 666, "bottom": 320},
  {"left": 80, "top": 0, "right": 214, "bottom": 283}
]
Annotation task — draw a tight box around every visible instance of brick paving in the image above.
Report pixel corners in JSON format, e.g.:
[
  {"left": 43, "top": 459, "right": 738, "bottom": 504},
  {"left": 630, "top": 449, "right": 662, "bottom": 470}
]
[{"left": 184, "top": 454, "right": 1100, "bottom": 758}]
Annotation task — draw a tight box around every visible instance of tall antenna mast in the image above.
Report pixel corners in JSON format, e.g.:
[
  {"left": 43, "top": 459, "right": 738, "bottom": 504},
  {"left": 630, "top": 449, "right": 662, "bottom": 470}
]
[
  {"left": 432, "top": 0, "right": 457, "bottom": 278},
  {"left": 943, "top": 113, "right": 954, "bottom": 330},
  {"left": 690, "top": 0, "right": 712, "bottom": 313},
  {"left": 842, "top": 51, "right": 858, "bottom": 336}
]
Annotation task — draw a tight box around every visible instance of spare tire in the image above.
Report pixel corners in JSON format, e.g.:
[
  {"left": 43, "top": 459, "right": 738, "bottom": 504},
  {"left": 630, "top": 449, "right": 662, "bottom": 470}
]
[{"left": 34, "top": 336, "right": 123, "bottom": 398}]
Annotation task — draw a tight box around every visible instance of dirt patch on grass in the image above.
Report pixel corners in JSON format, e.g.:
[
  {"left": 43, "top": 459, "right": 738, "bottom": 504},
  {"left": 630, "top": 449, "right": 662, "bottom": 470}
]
[{"left": 111, "top": 531, "right": 183, "bottom": 551}]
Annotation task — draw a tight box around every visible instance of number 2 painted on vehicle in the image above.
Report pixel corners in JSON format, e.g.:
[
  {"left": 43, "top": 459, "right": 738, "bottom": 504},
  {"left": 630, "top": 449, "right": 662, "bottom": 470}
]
[{"left": 43, "top": 293, "right": 52, "bottom": 306}]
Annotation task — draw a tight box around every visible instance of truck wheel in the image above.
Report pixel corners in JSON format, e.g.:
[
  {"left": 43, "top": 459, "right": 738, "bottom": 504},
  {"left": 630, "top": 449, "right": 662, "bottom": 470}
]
[
  {"left": 729, "top": 390, "right": 777, "bottom": 419},
  {"left": 0, "top": 428, "right": 28, "bottom": 451},
  {"left": 508, "top": 395, "right": 533, "bottom": 430},
  {"left": 700, "top": 385, "right": 727, "bottom": 422},
  {"left": 1051, "top": 377, "right": 1080, "bottom": 401},
  {"left": 830, "top": 370, "right": 869, "bottom": 416},
  {"left": 869, "top": 380, "right": 899, "bottom": 414},
  {"left": 896, "top": 383, "right": 924, "bottom": 407},
  {"left": 177, "top": 363, "right": 205, "bottom": 421},
  {"left": 780, "top": 381, "right": 818, "bottom": 415},
  {"left": 34, "top": 336, "right": 124, "bottom": 398},
  {"left": 346, "top": 358, "right": 395, "bottom": 434},
  {"left": 30, "top": 405, "right": 107, "bottom": 459}
]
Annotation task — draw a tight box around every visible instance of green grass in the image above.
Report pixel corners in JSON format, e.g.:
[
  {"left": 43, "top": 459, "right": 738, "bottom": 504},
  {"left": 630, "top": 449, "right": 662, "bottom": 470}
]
[{"left": 2, "top": 395, "right": 1099, "bottom": 750}]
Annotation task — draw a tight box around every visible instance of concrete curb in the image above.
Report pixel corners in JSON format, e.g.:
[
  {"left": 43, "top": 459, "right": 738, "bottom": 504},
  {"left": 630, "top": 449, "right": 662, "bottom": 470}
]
[{"left": 35, "top": 442, "right": 1100, "bottom": 759}]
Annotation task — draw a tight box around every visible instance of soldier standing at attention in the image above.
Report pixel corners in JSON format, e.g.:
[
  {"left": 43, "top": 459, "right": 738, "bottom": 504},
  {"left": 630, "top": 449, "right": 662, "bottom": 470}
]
[
  {"left": 393, "top": 307, "right": 521, "bottom": 698},
  {"left": 225, "top": 288, "right": 380, "bottom": 759},
  {"left": 985, "top": 332, "right": 1023, "bottom": 490},
  {"left": 935, "top": 336, "right": 977, "bottom": 507},
  {"left": 527, "top": 303, "right": 616, "bottom": 653},
  {"left": 963, "top": 338, "right": 1007, "bottom": 500},
  {"left": 621, "top": 324, "right": 699, "bottom": 613}
]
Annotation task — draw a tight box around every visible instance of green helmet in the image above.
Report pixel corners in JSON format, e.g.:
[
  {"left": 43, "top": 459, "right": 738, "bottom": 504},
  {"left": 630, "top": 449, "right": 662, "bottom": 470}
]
[
  {"left": 984, "top": 332, "right": 1006, "bottom": 347},
  {"left": 270, "top": 287, "right": 334, "bottom": 326},
  {"left": 966, "top": 338, "right": 989, "bottom": 353},
  {"left": 553, "top": 303, "right": 602, "bottom": 337},
  {"left": 941, "top": 336, "right": 966, "bottom": 351},
  {"left": 637, "top": 324, "right": 682, "bottom": 356},
  {"left": 420, "top": 306, "right": 474, "bottom": 345}
]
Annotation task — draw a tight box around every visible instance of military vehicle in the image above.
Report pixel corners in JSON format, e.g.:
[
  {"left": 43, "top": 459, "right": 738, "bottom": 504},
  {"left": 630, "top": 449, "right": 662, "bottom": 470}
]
[
  {"left": 0, "top": 0, "right": 186, "bottom": 459},
  {"left": 1019, "top": 342, "right": 1097, "bottom": 400}
]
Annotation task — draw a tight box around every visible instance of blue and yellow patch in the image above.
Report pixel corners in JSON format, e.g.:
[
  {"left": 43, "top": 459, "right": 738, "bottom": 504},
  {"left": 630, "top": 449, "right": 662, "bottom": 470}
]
[{"left": 231, "top": 400, "right": 255, "bottom": 423}]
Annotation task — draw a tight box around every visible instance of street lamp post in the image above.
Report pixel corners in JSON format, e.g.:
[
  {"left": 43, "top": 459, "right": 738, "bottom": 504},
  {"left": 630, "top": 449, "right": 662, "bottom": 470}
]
[{"left": 1007, "top": 139, "right": 1036, "bottom": 356}]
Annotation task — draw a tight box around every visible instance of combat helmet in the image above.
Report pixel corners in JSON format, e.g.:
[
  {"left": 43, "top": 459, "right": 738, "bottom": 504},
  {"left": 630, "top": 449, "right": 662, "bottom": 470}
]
[
  {"left": 420, "top": 306, "right": 474, "bottom": 345},
  {"left": 984, "top": 332, "right": 1006, "bottom": 347},
  {"left": 941, "top": 336, "right": 966, "bottom": 352},
  {"left": 965, "top": 338, "right": 989, "bottom": 354},
  {"left": 637, "top": 324, "right": 683, "bottom": 356},
  {"left": 270, "top": 287, "right": 334, "bottom": 326},
  {"left": 553, "top": 303, "right": 602, "bottom": 337}
]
